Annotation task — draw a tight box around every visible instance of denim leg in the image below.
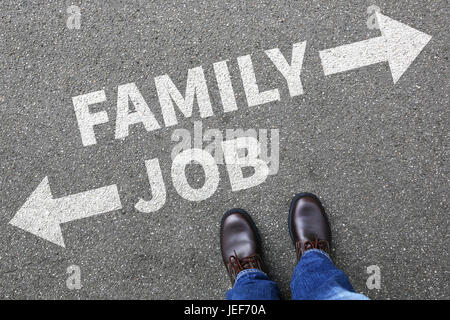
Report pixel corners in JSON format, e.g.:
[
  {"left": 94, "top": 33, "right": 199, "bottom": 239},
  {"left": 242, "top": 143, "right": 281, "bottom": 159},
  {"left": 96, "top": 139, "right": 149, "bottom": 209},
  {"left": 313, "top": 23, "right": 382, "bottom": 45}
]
[
  {"left": 226, "top": 269, "right": 281, "bottom": 300},
  {"left": 290, "top": 249, "right": 369, "bottom": 300}
]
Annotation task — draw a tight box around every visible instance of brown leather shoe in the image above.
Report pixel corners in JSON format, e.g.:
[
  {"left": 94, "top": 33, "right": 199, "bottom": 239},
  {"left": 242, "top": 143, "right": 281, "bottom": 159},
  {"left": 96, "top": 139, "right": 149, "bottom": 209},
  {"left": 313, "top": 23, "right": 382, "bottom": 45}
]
[
  {"left": 288, "top": 193, "right": 332, "bottom": 261},
  {"left": 220, "top": 209, "right": 264, "bottom": 285}
]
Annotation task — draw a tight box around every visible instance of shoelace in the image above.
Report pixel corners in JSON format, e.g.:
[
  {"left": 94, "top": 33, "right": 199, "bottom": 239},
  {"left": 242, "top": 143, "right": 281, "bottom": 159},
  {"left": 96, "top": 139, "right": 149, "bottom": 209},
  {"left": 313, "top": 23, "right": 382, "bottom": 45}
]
[
  {"left": 227, "top": 250, "right": 262, "bottom": 276},
  {"left": 295, "top": 238, "right": 330, "bottom": 260}
]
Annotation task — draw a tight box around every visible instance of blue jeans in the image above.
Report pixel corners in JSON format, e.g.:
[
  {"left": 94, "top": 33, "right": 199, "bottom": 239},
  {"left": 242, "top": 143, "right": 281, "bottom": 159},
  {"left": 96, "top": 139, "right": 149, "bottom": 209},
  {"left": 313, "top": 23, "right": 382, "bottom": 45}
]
[{"left": 226, "top": 249, "right": 369, "bottom": 300}]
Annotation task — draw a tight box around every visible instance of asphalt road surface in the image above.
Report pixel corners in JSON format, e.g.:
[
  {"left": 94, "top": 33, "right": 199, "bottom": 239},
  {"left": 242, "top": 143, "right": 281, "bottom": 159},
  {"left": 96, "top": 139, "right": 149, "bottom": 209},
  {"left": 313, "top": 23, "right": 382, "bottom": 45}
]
[{"left": 0, "top": 0, "right": 448, "bottom": 299}]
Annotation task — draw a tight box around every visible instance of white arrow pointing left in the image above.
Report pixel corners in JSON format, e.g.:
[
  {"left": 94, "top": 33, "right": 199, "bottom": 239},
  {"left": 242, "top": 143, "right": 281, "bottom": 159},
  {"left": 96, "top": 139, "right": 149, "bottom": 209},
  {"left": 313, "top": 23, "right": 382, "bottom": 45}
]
[{"left": 9, "top": 176, "right": 122, "bottom": 247}]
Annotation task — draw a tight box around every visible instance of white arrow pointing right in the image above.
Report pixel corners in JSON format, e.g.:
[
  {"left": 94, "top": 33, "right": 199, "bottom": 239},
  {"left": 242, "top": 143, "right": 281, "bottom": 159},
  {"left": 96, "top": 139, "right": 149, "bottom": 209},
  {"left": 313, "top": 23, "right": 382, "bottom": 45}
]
[{"left": 319, "top": 13, "right": 432, "bottom": 83}]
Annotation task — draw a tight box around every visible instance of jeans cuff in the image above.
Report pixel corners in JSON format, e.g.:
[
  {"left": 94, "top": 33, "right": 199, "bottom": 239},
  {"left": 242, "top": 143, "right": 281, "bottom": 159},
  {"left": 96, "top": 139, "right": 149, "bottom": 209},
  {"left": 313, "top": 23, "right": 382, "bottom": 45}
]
[
  {"left": 302, "top": 248, "right": 332, "bottom": 261},
  {"left": 236, "top": 268, "right": 267, "bottom": 282}
]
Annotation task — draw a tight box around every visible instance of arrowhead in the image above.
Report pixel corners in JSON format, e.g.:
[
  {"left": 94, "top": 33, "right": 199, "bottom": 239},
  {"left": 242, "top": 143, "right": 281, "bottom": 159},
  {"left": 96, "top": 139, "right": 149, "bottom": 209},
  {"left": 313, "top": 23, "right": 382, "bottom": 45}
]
[
  {"left": 376, "top": 12, "right": 432, "bottom": 83},
  {"left": 9, "top": 177, "right": 66, "bottom": 247}
]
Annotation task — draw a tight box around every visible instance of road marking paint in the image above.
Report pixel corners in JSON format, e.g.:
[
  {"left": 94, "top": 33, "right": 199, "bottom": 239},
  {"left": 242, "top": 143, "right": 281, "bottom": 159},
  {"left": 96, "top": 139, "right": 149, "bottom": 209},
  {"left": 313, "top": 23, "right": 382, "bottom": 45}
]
[{"left": 320, "top": 13, "right": 431, "bottom": 83}]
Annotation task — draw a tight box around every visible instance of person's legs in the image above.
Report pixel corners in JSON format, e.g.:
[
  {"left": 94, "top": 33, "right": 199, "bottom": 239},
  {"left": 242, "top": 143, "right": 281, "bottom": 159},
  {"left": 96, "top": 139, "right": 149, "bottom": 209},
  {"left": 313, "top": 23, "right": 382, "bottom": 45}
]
[
  {"left": 220, "top": 209, "right": 280, "bottom": 300},
  {"left": 291, "top": 249, "right": 368, "bottom": 300},
  {"left": 226, "top": 269, "right": 280, "bottom": 300},
  {"left": 288, "top": 193, "right": 368, "bottom": 300}
]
